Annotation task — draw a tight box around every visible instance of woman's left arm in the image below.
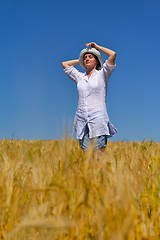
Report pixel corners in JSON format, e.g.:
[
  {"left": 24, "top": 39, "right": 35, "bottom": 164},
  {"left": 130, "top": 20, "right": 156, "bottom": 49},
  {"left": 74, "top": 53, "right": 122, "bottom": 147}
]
[{"left": 85, "top": 42, "right": 116, "bottom": 66}]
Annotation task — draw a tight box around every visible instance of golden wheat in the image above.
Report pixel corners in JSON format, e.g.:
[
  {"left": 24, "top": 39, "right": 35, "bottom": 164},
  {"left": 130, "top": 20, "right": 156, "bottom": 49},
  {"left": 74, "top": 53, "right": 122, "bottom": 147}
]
[{"left": 0, "top": 139, "right": 159, "bottom": 240}]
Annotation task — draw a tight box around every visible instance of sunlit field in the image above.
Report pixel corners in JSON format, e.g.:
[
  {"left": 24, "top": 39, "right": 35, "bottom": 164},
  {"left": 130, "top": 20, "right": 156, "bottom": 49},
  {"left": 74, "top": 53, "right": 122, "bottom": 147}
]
[{"left": 0, "top": 139, "right": 160, "bottom": 240}]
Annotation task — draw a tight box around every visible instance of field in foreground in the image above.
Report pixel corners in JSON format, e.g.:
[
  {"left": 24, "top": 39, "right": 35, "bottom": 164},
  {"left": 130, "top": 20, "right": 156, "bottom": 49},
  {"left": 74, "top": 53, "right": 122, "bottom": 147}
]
[{"left": 0, "top": 139, "right": 160, "bottom": 240}]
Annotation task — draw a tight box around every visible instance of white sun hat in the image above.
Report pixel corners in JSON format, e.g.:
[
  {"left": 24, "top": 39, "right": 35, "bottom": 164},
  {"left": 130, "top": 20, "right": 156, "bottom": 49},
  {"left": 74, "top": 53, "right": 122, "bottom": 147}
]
[{"left": 79, "top": 48, "right": 103, "bottom": 70}]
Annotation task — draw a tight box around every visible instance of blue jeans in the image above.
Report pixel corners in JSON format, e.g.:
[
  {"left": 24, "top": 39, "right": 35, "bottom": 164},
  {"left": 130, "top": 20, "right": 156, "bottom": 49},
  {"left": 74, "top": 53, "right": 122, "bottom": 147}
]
[{"left": 79, "top": 125, "right": 108, "bottom": 150}]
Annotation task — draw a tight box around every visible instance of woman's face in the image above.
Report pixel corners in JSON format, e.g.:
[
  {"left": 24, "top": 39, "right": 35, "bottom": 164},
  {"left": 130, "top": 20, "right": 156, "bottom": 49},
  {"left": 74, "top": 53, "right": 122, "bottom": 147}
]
[{"left": 83, "top": 53, "right": 97, "bottom": 69}]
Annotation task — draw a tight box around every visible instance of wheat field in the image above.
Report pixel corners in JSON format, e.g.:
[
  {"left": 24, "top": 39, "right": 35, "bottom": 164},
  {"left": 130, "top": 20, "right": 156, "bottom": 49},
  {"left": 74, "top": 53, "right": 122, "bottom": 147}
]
[{"left": 0, "top": 139, "right": 160, "bottom": 240}]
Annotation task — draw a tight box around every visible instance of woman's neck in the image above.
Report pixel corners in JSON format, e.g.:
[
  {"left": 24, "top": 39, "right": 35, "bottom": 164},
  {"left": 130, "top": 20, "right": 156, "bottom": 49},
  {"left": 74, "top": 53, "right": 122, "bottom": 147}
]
[{"left": 86, "top": 66, "right": 96, "bottom": 76}]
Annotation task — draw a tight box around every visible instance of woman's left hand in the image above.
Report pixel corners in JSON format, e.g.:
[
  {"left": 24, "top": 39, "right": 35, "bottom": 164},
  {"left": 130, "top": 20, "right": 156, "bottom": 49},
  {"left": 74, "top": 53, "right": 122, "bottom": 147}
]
[{"left": 85, "top": 42, "right": 99, "bottom": 49}]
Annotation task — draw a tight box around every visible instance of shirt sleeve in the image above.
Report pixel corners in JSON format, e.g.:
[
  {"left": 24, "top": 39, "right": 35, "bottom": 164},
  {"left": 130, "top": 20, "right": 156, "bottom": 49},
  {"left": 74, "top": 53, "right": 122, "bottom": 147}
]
[
  {"left": 64, "top": 66, "right": 83, "bottom": 84},
  {"left": 102, "top": 61, "right": 116, "bottom": 82}
]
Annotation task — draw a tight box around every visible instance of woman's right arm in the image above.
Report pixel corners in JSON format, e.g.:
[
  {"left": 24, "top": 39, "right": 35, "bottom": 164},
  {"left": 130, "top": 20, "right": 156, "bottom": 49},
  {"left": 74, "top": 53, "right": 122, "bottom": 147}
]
[{"left": 61, "top": 59, "right": 79, "bottom": 69}]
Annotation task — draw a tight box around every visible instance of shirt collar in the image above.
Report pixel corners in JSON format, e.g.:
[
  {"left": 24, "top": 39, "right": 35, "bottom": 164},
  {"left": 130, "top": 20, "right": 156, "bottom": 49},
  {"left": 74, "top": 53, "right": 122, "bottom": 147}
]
[
  {"left": 82, "top": 69, "right": 98, "bottom": 82},
  {"left": 84, "top": 69, "right": 98, "bottom": 77}
]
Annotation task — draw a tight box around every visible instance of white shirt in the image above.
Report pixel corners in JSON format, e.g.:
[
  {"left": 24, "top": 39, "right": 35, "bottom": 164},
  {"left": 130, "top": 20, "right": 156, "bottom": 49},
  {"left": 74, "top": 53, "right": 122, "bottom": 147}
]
[{"left": 64, "top": 61, "right": 117, "bottom": 139}]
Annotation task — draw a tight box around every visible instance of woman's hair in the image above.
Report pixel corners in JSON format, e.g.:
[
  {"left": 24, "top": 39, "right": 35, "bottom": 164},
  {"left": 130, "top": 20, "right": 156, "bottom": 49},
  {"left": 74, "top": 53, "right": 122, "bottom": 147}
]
[
  {"left": 94, "top": 55, "right": 101, "bottom": 70},
  {"left": 83, "top": 53, "right": 101, "bottom": 70}
]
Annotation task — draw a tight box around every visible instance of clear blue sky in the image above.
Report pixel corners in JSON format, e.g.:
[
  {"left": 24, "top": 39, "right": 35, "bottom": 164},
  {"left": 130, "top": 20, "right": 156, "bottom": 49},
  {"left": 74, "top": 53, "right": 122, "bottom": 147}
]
[{"left": 0, "top": 0, "right": 160, "bottom": 141}]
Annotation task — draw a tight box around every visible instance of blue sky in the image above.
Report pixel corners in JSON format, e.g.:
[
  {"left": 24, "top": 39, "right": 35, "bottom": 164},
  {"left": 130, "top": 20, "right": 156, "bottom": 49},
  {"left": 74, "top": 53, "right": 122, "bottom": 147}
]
[{"left": 0, "top": 0, "right": 160, "bottom": 141}]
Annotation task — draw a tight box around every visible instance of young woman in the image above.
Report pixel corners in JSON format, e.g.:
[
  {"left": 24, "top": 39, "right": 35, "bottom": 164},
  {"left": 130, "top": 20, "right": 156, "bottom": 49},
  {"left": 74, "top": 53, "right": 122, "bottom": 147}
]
[{"left": 62, "top": 42, "right": 117, "bottom": 151}]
